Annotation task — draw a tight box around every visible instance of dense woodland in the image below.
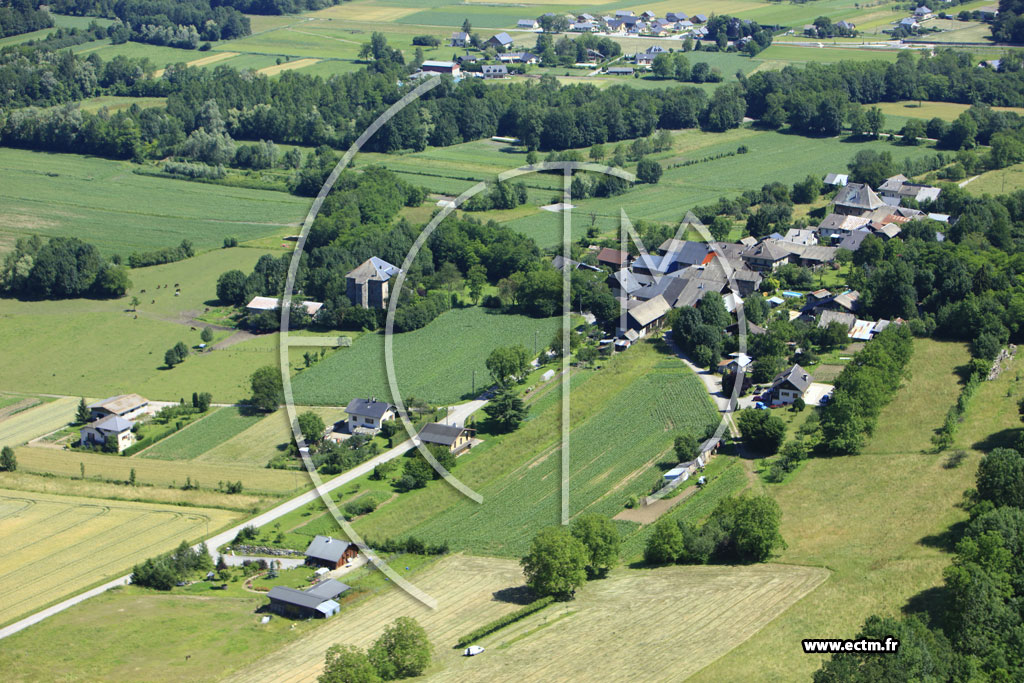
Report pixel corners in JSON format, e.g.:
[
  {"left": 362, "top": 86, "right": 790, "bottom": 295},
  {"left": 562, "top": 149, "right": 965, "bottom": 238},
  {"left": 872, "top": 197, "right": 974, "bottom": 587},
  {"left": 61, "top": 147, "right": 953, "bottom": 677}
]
[
  {"left": 0, "top": 0, "right": 52, "bottom": 39},
  {"left": 217, "top": 164, "right": 617, "bottom": 332}
]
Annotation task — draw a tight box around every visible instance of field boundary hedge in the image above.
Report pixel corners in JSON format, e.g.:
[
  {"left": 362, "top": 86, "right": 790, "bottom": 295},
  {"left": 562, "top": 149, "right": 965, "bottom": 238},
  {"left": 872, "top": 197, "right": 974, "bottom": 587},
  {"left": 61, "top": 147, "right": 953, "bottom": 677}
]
[{"left": 454, "top": 595, "right": 555, "bottom": 648}]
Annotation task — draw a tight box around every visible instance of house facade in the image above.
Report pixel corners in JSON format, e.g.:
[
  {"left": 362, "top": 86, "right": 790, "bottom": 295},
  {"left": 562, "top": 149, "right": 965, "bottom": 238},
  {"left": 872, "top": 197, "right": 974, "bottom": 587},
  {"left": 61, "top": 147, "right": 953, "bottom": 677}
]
[
  {"left": 80, "top": 415, "right": 136, "bottom": 452},
  {"left": 770, "top": 364, "right": 814, "bottom": 405},
  {"left": 345, "top": 398, "right": 396, "bottom": 433},
  {"left": 304, "top": 535, "right": 359, "bottom": 569},
  {"left": 346, "top": 257, "right": 400, "bottom": 309},
  {"left": 417, "top": 422, "right": 475, "bottom": 454}
]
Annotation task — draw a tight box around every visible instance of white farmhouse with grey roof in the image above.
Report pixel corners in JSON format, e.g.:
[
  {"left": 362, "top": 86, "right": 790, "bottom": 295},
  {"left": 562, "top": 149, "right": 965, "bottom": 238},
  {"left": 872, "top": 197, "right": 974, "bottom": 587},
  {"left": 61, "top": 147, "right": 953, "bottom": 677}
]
[
  {"left": 345, "top": 398, "right": 396, "bottom": 433},
  {"left": 770, "top": 365, "right": 814, "bottom": 405},
  {"left": 80, "top": 415, "right": 136, "bottom": 452}
]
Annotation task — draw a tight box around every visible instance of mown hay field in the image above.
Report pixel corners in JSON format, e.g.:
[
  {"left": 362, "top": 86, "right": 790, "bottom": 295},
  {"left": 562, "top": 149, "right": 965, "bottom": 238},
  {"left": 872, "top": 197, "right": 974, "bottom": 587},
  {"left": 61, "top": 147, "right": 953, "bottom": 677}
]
[
  {"left": 0, "top": 488, "right": 238, "bottom": 626},
  {"left": 224, "top": 554, "right": 827, "bottom": 683},
  {"left": 13, "top": 446, "right": 308, "bottom": 496},
  {"left": 0, "top": 397, "right": 78, "bottom": 448}
]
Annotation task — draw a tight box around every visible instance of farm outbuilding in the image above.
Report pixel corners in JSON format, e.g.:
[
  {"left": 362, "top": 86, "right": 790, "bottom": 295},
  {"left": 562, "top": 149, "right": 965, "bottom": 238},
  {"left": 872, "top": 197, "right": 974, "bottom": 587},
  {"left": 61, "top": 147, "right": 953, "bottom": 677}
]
[
  {"left": 266, "top": 580, "right": 349, "bottom": 619},
  {"left": 304, "top": 535, "right": 358, "bottom": 570},
  {"left": 88, "top": 394, "right": 149, "bottom": 421},
  {"left": 417, "top": 422, "right": 475, "bottom": 455}
]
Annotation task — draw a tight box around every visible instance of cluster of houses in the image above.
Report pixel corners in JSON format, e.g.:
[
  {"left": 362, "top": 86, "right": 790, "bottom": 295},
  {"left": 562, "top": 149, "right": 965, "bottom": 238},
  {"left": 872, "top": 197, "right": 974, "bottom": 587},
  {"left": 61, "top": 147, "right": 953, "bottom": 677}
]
[
  {"left": 579, "top": 172, "right": 942, "bottom": 351},
  {"left": 336, "top": 397, "right": 476, "bottom": 455},
  {"left": 894, "top": 5, "right": 936, "bottom": 32},
  {"left": 566, "top": 10, "right": 711, "bottom": 37},
  {"left": 78, "top": 393, "right": 151, "bottom": 453}
]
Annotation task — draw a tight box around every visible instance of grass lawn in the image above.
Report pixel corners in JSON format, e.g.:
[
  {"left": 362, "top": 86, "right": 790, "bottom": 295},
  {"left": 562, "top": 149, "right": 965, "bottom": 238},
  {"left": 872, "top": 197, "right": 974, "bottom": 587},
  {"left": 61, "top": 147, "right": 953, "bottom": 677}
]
[
  {"left": 570, "top": 128, "right": 940, "bottom": 226},
  {"left": 966, "top": 161, "right": 1024, "bottom": 195},
  {"left": 0, "top": 487, "right": 239, "bottom": 627},
  {"left": 76, "top": 95, "right": 168, "bottom": 113},
  {"left": 755, "top": 44, "right": 902, "bottom": 64},
  {"left": 0, "top": 587, "right": 320, "bottom": 681},
  {"left": 291, "top": 307, "right": 563, "bottom": 406},
  {"left": 691, "top": 339, "right": 979, "bottom": 681},
  {"left": 0, "top": 149, "right": 305, "bottom": 257},
  {"left": 953, "top": 350, "right": 1023, "bottom": 455}
]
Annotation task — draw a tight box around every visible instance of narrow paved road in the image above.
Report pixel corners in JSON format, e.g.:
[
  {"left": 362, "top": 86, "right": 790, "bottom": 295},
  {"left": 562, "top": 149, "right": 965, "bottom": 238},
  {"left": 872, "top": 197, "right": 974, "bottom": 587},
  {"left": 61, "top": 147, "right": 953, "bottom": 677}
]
[{"left": 0, "top": 399, "right": 486, "bottom": 641}]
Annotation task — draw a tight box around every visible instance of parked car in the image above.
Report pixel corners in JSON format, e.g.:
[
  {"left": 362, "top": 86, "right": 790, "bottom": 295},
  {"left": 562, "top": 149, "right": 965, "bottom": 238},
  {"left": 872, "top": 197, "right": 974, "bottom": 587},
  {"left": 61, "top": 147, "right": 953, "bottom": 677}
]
[{"left": 464, "top": 645, "right": 485, "bottom": 656}]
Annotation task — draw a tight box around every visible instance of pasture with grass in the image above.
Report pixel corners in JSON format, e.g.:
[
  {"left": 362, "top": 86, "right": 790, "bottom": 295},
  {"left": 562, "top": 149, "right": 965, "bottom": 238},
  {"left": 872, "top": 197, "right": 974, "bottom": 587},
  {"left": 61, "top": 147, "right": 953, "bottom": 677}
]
[{"left": 0, "top": 149, "right": 305, "bottom": 257}]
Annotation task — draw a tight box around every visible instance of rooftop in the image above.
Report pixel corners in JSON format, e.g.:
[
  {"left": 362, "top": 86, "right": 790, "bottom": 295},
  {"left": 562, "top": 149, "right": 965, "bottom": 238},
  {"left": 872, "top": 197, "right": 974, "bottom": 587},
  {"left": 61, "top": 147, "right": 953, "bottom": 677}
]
[
  {"left": 345, "top": 398, "right": 395, "bottom": 419},
  {"left": 304, "top": 535, "right": 355, "bottom": 564}
]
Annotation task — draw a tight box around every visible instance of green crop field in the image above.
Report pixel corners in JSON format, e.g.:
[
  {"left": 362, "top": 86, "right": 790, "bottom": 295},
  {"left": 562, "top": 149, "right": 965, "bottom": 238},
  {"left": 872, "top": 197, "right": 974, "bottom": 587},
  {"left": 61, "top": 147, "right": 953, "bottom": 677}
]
[
  {"left": 195, "top": 406, "right": 339, "bottom": 467},
  {"left": 0, "top": 149, "right": 305, "bottom": 257},
  {"left": 407, "top": 355, "right": 717, "bottom": 557},
  {"left": 291, "top": 307, "right": 563, "bottom": 406},
  {"left": 137, "top": 407, "right": 262, "bottom": 461},
  {"left": 0, "top": 488, "right": 238, "bottom": 626},
  {"left": 0, "top": 247, "right": 310, "bottom": 402}
]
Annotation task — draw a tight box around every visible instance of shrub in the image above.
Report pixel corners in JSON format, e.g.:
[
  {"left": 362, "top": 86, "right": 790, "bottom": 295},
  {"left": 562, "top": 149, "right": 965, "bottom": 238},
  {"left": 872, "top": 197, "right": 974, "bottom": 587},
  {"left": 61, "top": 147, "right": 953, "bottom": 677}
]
[
  {"left": 454, "top": 596, "right": 555, "bottom": 648},
  {"left": 343, "top": 495, "right": 379, "bottom": 520}
]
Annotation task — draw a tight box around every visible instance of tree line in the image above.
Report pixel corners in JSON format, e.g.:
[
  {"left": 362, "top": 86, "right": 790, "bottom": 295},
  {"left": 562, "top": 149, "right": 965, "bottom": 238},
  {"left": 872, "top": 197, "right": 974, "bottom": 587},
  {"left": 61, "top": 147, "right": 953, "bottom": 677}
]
[
  {"left": 50, "top": 0, "right": 250, "bottom": 45},
  {"left": 12, "top": 40, "right": 1024, "bottom": 170}
]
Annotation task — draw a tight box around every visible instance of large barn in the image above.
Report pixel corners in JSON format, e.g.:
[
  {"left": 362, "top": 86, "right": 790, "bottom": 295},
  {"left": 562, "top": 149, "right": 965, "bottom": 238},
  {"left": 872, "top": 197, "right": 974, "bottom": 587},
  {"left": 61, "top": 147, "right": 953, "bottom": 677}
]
[{"left": 266, "top": 579, "right": 350, "bottom": 619}]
